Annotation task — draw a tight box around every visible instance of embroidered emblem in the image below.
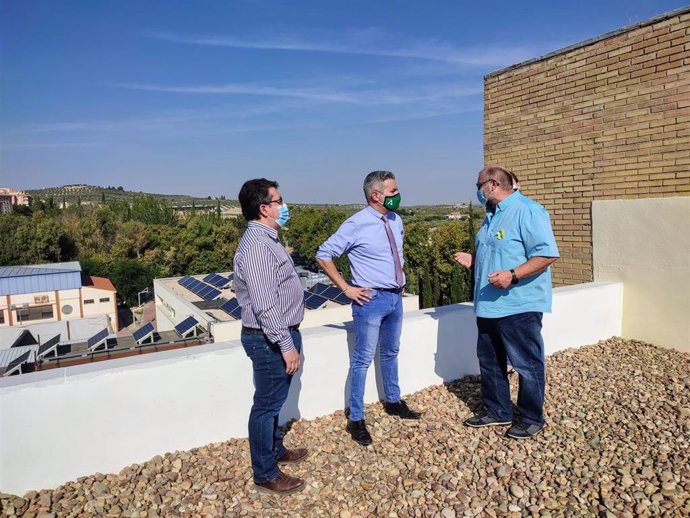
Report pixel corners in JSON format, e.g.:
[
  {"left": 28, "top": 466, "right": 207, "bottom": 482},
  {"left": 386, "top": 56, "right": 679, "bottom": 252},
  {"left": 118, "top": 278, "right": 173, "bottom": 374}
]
[{"left": 495, "top": 229, "right": 505, "bottom": 240}]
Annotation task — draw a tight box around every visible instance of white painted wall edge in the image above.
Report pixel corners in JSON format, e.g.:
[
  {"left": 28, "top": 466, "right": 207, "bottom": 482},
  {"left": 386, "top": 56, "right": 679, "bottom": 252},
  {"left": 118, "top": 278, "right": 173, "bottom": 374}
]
[{"left": 0, "top": 282, "right": 623, "bottom": 495}]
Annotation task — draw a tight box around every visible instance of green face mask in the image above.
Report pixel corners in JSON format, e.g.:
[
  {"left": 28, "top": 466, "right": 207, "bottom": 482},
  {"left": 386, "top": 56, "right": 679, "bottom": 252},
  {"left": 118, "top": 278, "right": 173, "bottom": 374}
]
[{"left": 383, "top": 193, "right": 401, "bottom": 211}]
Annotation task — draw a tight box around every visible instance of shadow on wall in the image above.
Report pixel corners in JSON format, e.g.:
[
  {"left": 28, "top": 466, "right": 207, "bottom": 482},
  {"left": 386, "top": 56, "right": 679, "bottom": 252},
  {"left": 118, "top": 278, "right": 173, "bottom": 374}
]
[
  {"left": 431, "top": 303, "right": 484, "bottom": 414},
  {"left": 430, "top": 303, "right": 479, "bottom": 381}
]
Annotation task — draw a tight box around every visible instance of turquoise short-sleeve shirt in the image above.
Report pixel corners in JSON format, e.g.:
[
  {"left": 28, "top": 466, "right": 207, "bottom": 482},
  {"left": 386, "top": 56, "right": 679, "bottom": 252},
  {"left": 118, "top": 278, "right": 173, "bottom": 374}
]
[{"left": 474, "top": 191, "right": 560, "bottom": 318}]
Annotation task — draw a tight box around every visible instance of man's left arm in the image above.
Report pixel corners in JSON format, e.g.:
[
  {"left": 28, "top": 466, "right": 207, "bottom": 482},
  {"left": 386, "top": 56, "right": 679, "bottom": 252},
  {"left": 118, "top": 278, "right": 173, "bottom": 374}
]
[{"left": 489, "top": 206, "right": 559, "bottom": 289}]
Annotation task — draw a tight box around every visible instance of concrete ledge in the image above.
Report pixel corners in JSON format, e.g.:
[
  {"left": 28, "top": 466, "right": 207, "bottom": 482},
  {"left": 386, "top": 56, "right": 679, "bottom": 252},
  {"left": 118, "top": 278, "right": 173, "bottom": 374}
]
[{"left": 0, "top": 282, "right": 623, "bottom": 495}]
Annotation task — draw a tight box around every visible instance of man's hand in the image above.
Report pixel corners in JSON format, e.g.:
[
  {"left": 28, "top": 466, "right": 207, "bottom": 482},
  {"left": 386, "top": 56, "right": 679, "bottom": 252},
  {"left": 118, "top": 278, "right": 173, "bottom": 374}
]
[
  {"left": 344, "top": 286, "right": 373, "bottom": 306},
  {"left": 282, "top": 347, "right": 301, "bottom": 375},
  {"left": 453, "top": 252, "right": 473, "bottom": 269},
  {"left": 488, "top": 270, "right": 512, "bottom": 289}
]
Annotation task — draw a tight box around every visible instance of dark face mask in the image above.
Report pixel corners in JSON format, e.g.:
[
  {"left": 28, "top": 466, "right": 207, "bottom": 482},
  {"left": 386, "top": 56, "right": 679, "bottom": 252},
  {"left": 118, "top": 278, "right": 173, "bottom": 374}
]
[{"left": 382, "top": 193, "right": 401, "bottom": 211}]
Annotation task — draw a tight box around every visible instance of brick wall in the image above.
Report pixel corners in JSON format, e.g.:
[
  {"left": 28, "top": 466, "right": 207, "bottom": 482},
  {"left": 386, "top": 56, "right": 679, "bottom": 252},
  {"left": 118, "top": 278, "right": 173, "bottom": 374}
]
[{"left": 484, "top": 8, "right": 690, "bottom": 286}]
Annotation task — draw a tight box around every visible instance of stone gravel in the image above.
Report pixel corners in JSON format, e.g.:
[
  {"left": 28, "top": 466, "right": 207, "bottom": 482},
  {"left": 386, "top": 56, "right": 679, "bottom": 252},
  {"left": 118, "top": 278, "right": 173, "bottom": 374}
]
[{"left": 2, "top": 338, "right": 689, "bottom": 517}]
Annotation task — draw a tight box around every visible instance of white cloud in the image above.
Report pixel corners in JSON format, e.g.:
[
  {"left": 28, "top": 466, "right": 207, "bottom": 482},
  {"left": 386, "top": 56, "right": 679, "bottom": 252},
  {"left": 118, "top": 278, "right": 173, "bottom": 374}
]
[{"left": 145, "top": 29, "right": 538, "bottom": 67}]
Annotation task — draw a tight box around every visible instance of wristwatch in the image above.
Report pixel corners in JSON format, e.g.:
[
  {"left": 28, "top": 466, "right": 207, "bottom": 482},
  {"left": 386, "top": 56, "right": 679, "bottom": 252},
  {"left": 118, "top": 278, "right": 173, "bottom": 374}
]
[{"left": 510, "top": 269, "right": 519, "bottom": 285}]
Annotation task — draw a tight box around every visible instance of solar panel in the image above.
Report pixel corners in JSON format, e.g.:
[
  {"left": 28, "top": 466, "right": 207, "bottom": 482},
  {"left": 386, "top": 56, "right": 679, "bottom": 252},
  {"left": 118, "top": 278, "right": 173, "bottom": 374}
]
[
  {"left": 4, "top": 351, "right": 32, "bottom": 376},
  {"left": 87, "top": 328, "right": 109, "bottom": 351},
  {"left": 321, "top": 286, "right": 343, "bottom": 299},
  {"left": 175, "top": 316, "right": 199, "bottom": 337},
  {"left": 334, "top": 292, "right": 352, "bottom": 305},
  {"left": 304, "top": 292, "right": 328, "bottom": 310},
  {"left": 178, "top": 276, "right": 222, "bottom": 301},
  {"left": 310, "top": 282, "right": 330, "bottom": 295},
  {"left": 37, "top": 335, "right": 61, "bottom": 359},
  {"left": 133, "top": 322, "right": 155, "bottom": 345},
  {"left": 204, "top": 273, "right": 231, "bottom": 288},
  {"left": 220, "top": 298, "right": 242, "bottom": 320}
]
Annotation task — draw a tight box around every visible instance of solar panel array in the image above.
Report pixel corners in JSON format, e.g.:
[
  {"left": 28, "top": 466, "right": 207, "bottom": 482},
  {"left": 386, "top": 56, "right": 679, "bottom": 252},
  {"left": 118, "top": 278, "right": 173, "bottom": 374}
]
[
  {"left": 304, "top": 291, "right": 329, "bottom": 309},
  {"left": 37, "top": 335, "right": 60, "bottom": 359},
  {"left": 5, "top": 350, "right": 32, "bottom": 376},
  {"left": 178, "top": 275, "right": 221, "bottom": 301},
  {"left": 220, "top": 298, "right": 242, "bottom": 319},
  {"left": 175, "top": 316, "right": 199, "bottom": 337},
  {"left": 203, "top": 273, "right": 231, "bottom": 288},
  {"left": 309, "top": 283, "right": 351, "bottom": 305},
  {"left": 87, "top": 328, "right": 109, "bottom": 350},
  {"left": 133, "top": 322, "right": 155, "bottom": 344}
]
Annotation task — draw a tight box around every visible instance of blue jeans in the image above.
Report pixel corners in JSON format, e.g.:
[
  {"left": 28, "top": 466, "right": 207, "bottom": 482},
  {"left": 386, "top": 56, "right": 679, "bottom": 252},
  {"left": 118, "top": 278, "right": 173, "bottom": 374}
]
[
  {"left": 241, "top": 328, "right": 302, "bottom": 483},
  {"left": 476, "top": 312, "right": 545, "bottom": 426},
  {"left": 349, "top": 290, "right": 403, "bottom": 421}
]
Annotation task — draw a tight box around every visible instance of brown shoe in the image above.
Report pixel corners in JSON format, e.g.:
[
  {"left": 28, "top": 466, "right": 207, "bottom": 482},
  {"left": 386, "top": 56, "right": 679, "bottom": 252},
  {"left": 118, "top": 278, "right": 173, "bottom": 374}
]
[
  {"left": 277, "top": 448, "right": 309, "bottom": 465},
  {"left": 254, "top": 471, "right": 306, "bottom": 495}
]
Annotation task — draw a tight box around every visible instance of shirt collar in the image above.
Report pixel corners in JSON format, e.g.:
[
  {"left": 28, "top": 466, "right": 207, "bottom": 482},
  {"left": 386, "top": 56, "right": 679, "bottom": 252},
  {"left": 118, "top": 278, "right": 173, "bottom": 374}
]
[
  {"left": 494, "top": 190, "right": 521, "bottom": 212},
  {"left": 365, "top": 205, "right": 388, "bottom": 220},
  {"left": 248, "top": 220, "right": 279, "bottom": 239}
]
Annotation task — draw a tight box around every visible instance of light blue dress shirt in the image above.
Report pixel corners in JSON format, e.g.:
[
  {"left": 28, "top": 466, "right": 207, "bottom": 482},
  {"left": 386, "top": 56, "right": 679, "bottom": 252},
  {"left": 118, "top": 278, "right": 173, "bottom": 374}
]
[
  {"left": 316, "top": 206, "right": 405, "bottom": 288},
  {"left": 474, "top": 191, "right": 560, "bottom": 318}
]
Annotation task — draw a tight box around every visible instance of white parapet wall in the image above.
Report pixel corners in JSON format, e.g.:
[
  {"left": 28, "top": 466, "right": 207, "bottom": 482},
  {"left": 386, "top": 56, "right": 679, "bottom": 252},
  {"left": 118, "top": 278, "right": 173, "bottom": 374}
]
[{"left": 0, "top": 282, "right": 622, "bottom": 495}]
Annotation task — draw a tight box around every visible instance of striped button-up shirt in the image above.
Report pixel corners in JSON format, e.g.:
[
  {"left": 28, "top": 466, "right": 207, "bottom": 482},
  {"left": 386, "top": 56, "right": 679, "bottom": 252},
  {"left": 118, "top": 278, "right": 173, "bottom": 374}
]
[{"left": 233, "top": 221, "right": 305, "bottom": 352}]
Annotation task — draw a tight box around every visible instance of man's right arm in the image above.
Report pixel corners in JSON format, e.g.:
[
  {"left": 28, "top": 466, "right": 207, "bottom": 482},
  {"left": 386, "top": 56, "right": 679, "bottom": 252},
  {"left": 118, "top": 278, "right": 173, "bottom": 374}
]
[{"left": 315, "top": 219, "right": 372, "bottom": 305}]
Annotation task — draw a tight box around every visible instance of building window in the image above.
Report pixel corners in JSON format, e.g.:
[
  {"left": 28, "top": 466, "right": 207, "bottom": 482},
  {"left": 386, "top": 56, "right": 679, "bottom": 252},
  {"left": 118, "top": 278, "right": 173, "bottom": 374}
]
[
  {"left": 17, "top": 304, "right": 54, "bottom": 322},
  {"left": 99, "top": 297, "right": 110, "bottom": 303},
  {"left": 84, "top": 299, "right": 95, "bottom": 304},
  {"left": 0, "top": 310, "right": 4, "bottom": 324}
]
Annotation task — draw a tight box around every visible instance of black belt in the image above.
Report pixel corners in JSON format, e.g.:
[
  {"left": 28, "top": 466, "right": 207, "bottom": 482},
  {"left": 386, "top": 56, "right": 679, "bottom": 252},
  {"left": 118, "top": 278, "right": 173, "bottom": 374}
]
[
  {"left": 372, "top": 287, "right": 404, "bottom": 294},
  {"left": 242, "top": 324, "right": 300, "bottom": 335}
]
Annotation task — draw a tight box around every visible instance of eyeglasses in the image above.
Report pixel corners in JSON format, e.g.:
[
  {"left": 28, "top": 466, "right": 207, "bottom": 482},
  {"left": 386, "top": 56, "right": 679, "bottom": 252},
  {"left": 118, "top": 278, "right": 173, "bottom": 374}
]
[
  {"left": 476, "top": 179, "right": 495, "bottom": 189},
  {"left": 264, "top": 197, "right": 283, "bottom": 206}
]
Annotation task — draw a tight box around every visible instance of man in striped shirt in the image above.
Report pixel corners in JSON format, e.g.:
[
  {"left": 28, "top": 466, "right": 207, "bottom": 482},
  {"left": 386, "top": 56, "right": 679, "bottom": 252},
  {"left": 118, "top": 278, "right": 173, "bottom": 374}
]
[{"left": 234, "top": 178, "right": 308, "bottom": 495}]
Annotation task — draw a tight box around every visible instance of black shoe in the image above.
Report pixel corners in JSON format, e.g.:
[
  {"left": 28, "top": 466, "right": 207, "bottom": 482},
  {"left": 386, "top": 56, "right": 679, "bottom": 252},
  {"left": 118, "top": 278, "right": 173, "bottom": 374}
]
[
  {"left": 463, "top": 411, "right": 512, "bottom": 428},
  {"left": 506, "top": 421, "right": 545, "bottom": 439},
  {"left": 346, "top": 419, "right": 372, "bottom": 446},
  {"left": 384, "top": 399, "right": 422, "bottom": 420}
]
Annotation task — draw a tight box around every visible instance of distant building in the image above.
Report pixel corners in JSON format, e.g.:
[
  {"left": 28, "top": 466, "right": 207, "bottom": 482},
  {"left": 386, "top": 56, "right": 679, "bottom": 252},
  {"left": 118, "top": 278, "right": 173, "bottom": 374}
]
[
  {"left": 0, "top": 188, "right": 33, "bottom": 213},
  {"left": 0, "top": 262, "right": 118, "bottom": 338}
]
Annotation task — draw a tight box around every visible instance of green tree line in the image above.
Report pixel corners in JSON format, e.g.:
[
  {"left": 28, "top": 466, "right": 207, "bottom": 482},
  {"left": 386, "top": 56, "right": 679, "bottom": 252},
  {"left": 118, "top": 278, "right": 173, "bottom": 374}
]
[{"left": 1, "top": 198, "right": 481, "bottom": 309}]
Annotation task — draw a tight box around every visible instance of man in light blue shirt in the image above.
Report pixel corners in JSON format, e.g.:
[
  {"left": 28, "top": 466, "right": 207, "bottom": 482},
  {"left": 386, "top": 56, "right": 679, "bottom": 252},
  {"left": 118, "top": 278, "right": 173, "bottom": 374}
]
[
  {"left": 455, "top": 165, "right": 559, "bottom": 439},
  {"left": 316, "top": 171, "right": 421, "bottom": 447}
]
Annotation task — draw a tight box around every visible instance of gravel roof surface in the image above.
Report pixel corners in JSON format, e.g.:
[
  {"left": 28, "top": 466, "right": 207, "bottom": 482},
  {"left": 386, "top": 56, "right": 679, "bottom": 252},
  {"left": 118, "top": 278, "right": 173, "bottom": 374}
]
[{"left": 2, "top": 337, "right": 689, "bottom": 517}]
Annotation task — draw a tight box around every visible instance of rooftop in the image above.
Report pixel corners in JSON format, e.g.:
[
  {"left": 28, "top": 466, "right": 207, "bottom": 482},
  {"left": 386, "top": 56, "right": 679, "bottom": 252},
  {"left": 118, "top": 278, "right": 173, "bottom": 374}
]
[
  {"left": 0, "top": 261, "right": 81, "bottom": 279},
  {"left": 2, "top": 338, "right": 688, "bottom": 516}
]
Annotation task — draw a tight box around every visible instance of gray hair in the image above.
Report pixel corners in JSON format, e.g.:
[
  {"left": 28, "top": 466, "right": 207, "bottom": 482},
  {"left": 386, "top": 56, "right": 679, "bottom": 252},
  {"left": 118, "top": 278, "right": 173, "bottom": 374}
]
[
  {"left": 363, "top": 170, "right": 396, "bottom": 202},
  {"left": 479, "top": 165, "right": 513, "bottom": 190}
]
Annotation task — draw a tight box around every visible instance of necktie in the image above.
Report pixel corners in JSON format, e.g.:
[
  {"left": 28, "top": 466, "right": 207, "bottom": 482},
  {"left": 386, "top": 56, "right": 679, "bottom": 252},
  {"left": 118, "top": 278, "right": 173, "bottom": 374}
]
[{"left": 382, "top": 215, "right": 404, "bottom": 288}]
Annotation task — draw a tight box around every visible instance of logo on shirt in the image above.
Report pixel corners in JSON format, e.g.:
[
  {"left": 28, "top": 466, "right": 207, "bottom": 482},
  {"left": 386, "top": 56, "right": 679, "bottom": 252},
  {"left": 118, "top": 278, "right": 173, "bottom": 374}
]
[{"left": 495, "top": 229, "right": 505, "bottom": 240}]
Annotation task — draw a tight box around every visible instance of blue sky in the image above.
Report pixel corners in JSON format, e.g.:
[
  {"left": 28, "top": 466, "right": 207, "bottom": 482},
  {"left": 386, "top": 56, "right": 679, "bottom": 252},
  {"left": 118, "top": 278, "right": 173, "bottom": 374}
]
[{"left": 1, "top": 1, "right": 686, "bottom": 204}]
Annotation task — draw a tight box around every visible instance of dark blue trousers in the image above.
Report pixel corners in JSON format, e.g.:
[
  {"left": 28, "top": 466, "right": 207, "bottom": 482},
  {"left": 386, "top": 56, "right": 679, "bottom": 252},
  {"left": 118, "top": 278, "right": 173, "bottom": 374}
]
[
  {"left": 476, "top": 312, "right": 545, "bottom": 426},
  {"left": 241, "top": 328, "right": 302, "bottom": 483}
]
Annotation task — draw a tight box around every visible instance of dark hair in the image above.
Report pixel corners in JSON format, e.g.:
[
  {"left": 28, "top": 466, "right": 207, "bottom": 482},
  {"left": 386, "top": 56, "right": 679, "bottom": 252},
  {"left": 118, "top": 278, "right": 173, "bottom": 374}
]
[
  {"left": 363, "top": 170, "right": 396, "bottom": 202},
  {"left": 238, "top": 178, "right": 278, "bottom": 221},
  {"left": 479, "top": 165, "right": 513, "bottom": 189}
]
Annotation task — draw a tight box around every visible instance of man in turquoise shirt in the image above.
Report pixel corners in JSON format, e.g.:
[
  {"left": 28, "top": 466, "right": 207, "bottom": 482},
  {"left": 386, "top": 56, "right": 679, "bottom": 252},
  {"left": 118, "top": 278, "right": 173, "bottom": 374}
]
[{"left": 455, "top": 165, "right": 559, "bottom": 439}]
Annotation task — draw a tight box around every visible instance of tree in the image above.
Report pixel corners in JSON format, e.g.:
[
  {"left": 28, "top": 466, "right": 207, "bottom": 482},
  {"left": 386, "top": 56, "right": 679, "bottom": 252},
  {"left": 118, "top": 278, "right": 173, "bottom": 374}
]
[
  {"left": 287, "top": 208, "right": 350, "bottom": 274},
  {"left": 419, "top": 269, "right": 433, "bottom": 309},
  {"left": 131, "top": 195, "right": 176, "bottom": 226},
  {"left": 110, "top": 259, "right": 156, "bottom": 306},
  {"left": 101, "top": 192, "right": 106, "bottom": 204}
]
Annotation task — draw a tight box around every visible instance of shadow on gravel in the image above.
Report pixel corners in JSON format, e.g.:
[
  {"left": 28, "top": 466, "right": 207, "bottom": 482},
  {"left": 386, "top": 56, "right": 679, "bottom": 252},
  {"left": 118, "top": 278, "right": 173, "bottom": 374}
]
[{"left": 443, "top": 375, "right": 484, "bottom": 414}]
